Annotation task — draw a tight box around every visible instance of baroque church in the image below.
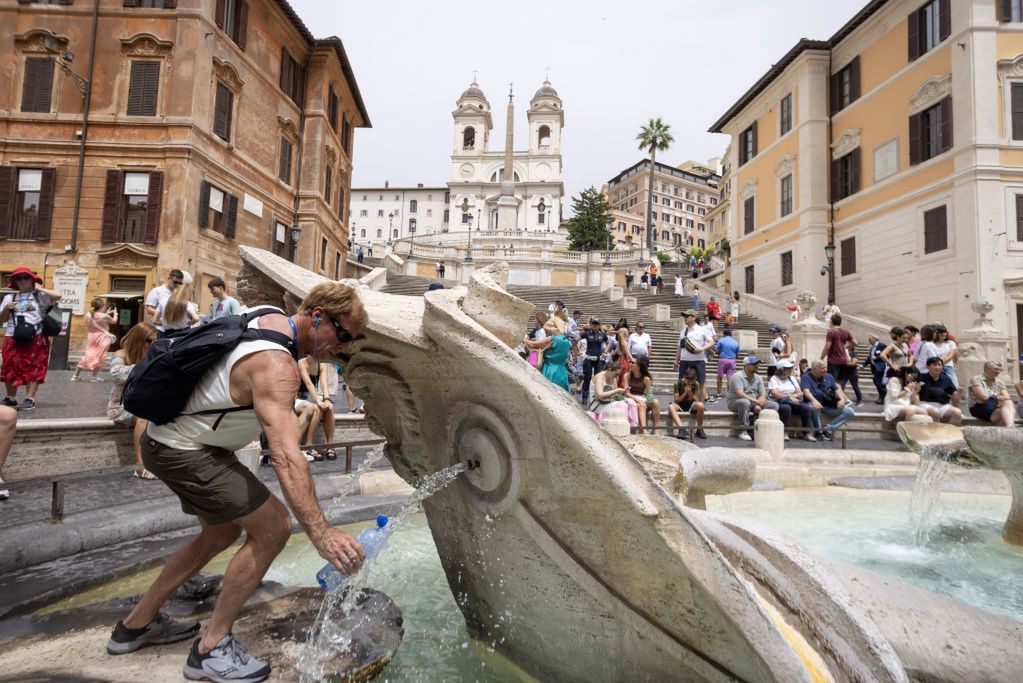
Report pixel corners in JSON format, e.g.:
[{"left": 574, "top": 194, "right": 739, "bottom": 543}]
[{"left": 447, "top": 79, "right": 565, "bottom": 233}]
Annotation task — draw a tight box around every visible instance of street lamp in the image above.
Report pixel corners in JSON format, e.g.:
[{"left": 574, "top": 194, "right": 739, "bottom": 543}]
[
  {"left": 604, "top": 217, "right": 613, "bottom": 267},
  {"left": 824, "top": 241, "right": 837, "bottom": 304},
  {"left": 408, "top": 218, "right": 417, "bottom": 258},
  {"left": 538, "top": 199, "right": 546, "bottom": 232},
  {"left": 387, "top": 212, "right": 393, "bottom": 247},
  {"left": 44, "top": 34, "right": 88, "bottom": 96},
  {"left": 459, "top": 198, "right": 474, "bottom": 262},
  {"left": 289, "top": 223, "right": 301, "bottom": 263}
]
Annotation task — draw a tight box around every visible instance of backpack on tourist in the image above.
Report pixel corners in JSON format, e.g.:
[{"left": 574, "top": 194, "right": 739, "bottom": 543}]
[{"left": 122, "top": 309, "right": 297, "bottom": 425}]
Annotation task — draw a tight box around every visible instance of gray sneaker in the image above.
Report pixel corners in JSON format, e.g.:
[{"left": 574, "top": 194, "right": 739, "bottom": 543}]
[
  {"left": 0, "top": 478, "right": 8, "bottom": 501},
  {"left": 107, "top": 612, "right": 200, "bottom": 654},
  {"left": 184, "top": 634, "right": 270, "bottom": 683}
]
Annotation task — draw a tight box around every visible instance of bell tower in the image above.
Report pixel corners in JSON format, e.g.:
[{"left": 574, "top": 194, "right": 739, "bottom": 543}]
[
  {"left": 452, "top": 80, "right": 492, "bottom": 155},
  {"left": 527, "top": 79, "right": 564, "bottom": 154}
]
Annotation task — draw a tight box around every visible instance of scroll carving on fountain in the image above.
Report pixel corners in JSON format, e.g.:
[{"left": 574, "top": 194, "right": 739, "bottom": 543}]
[{"left": 237, "top": 246, "right": 1023, "bottom": 683}]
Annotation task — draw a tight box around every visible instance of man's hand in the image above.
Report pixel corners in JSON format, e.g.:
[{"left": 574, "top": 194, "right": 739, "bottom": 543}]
[
  {"left": 311, "top": 526, "right": 365, "bottom": 576},
  {"left": 756, "top": 396, "right": 768, "bottom": 407},
  {"left": 812, "top": 400, "right": 823, "bottom": 411},
  {"left": 837, "top": 398, "right": 846, "bottom": 409}
]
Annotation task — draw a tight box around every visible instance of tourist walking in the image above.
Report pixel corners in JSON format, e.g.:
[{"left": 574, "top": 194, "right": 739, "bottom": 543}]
[
  {"left": 867, "top": 334, "right": 888, "bottom": 403},
  {"left": 726, "top": 356, "right": 777, "bottom": 440},
  {"left": 968, "top": 361, "right": 1017, "bottom": 425},
  {"left": 72, "top": 298, "right": 117, "bottom": 382},
  {"left": 729, "top": 291, "right": 740, "bottom": 325},
  {"left": 107, "top": 282, "right": 369, "bottom": 681},
  {"left": 154, "top": 281, "right": 201, "bottom": 334},
  {"left": 639, "top": 271, "right": 649, "bottom": 292},
  {"left": 0, "top": 267, "right": 62, "bottom": 412},
  {"left": 879, "top": 327, "right": 912, "bottom": 379},
  {"left": 627, "top": 322, "right": 652, "bottom": 361},
  {"left": 705, "top": 296, "right": 721, "bottom": 331},
  {"left": 356, "top": 247, "right": 364, "bottom": 263},
  {"left": 767, "top": 326, "right": 784, "bottom": 378},
  {"left": 820, "top": 314, "right": 856, "bottom": 386},
  {"left": 843, "top": 340, "right": 864, "bottom": 406},
  {"left": 800, "top": 359, "right": 856, "bottom": 441},
  {"left": 882, "top": 366, "right": 931, "bottom": 423},
  {"left": 207, "top": 278, "right": 240, "bottom": 321},
  {"left": 145, "top": 269, "right": 183, "bottom": 333},
  {"left": 534, "top": 321, "right": 572, "bottom": 394},
  {"left": 579, "top": 318, "right": 609, "bottom": 407},
  {"left": 691, "top": 284, "right": 700, "bottom": 312},
  {"left": 625, "top": 269, "right": 634, "bottom": 292},
  {"left": 673, "top": 274, "right": 684, "bottom": 298},
  {"left": 674, "top": 310, "right": 714, "bottom": 403},
  {"left": 0, "top": 404, "right": 15, "bottom": 500},
  {"left": 712, "top": 326, "right": 740, "bottom": 401},
  {"left": 107, "top": 322, "right": 159, "bottom": 480},
  {"left": 668, "top": 365, "right": 706, "bottom": 439}
]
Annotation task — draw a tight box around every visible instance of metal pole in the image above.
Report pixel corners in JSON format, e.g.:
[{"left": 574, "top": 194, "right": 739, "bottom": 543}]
[{"left": 69, "top": 0, "right": 99, "bottom": 254}]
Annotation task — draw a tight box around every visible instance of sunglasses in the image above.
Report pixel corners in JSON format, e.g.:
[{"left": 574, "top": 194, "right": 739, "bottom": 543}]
[
  {"left": 12, "top": 275, "right": 32, "bottom": 282},
  {"left": 328, "top": 316, "right": 356, "bottom": 345},
  {"left": 171, "top": 279, "right": 183, "bottom": 286}
]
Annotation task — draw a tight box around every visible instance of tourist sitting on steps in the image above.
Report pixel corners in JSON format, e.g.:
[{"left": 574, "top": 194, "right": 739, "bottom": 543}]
[
  {"left": 726, "top": 356, "right": 778, "bottom": 441},
  {"left": 106, "top": 282, "right": 368, "bottom": 683},
  {"left": 668, "top": 365, "right": 706, "bottom": 440},
  {"left": 968, "top": 361, "right": 1017, "bottom": 426},
  {"left": 882, "top": 365, "right": 931, "bottom": 425},
  {"left": 800, "top": 359, "right": 856, "bottom": 442},
  {"left": 0, "top": 404, "right": 15, "bottom": 500},
  {"left": 768, "top": 359, "right": 815, "bottom": 441},
  {"left": 624, "top": 356, "right": 660, "bottom": 430},
  {"left": 588, "top": 359, "right": 637, "bottom": 426},
  {"left": 919, "top": 356, "right": 963, "bottom": 426}
]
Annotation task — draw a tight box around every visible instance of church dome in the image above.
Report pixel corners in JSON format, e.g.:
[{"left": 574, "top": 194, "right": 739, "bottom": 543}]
[
  {"left": 459, "top": 81, "right": 489, "bottom": 104},
  {"left": 532, "top": 79, "right": 560, "bottom": 101}
]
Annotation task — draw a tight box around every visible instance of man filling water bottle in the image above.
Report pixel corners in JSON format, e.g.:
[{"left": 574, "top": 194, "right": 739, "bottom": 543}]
[{"left": 318, "top": 515, "right": 394, "bottom": 591}]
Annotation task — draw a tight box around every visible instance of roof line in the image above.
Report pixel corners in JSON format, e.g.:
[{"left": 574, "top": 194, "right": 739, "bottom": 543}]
[
  {"left": 273, "top": 1, "right": 371, "bottom": 128},
  {"left": 708, "top": 0, "right": 891, "bottom": 133}
]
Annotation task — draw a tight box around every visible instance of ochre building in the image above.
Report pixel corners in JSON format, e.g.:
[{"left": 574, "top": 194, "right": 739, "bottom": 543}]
[
  {"left": 711, "top": 0, "right": 1023, "bottom": 360},
  {"left": 0, "top": 0, "right": 369, "bottom": 357}
]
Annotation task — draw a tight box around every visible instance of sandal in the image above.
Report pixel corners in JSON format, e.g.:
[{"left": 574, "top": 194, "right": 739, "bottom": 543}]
[
  {"left": 133, "top": 468, "right": 157, "bottom": 480},
  {"left": 324, "top": 448, "right": 337, "bottom": 461},
  {"left": 305, "top": 449, "right": 324, "bottom": 462}
]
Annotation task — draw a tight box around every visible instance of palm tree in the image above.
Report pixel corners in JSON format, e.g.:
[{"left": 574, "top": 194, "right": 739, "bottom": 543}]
[{"left": 636, "top": 118, "right": 674, "bottom": 253}]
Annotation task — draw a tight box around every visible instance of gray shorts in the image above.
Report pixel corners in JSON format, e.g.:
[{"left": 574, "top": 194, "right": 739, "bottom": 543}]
[{"left": 141, "top": 437, "right": 271, "bottom": 526}]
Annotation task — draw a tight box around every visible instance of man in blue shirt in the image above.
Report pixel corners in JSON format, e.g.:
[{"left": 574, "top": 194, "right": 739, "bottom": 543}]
[
  {"left": 711, "top": 326, "right": 740, "bottom": 402},
  {"left": 800, "top": 359, "right": 856, "bottom": 441},
  {"left": 206, "top": 278, "right": 240, "bottom": 321},
  {"left": 579, "top": 318, "right": 609, "bottom": 407}
]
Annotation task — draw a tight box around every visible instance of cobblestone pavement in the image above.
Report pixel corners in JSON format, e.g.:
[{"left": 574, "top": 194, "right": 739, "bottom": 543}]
[{"left": 2, "top": 446, "right": 387, "bottom": 528}]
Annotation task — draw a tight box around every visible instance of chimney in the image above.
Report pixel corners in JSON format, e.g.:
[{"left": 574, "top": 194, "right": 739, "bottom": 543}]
[
  {"left": 417, "top": 183, "right": 424, "bottom": 188},
  {"left": 384, "top": 180, "right": 389, "bottom": 189}
]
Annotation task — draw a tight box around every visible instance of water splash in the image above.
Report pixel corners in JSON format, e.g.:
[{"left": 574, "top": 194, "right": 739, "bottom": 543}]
[
  {"left": 297, "top": 462, "right": 468, "bottom": 681},
  {"left": 908, "top": 455, "right": 954, "bottom": 545}
]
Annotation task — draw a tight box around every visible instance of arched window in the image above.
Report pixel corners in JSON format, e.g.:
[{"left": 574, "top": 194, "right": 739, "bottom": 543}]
[
  {"left": 489, "top": 170, "right": 521, "bottom": 182},
  {"left": 376, "top": 228, "right": 382, "bottom": 238},
  {"left": 538, "top": 125, "right": 551, "bottom": 148},
  {"left": 463, "top": 127, "right": 476, "bottom": 150},
  {"left": 409, "top": 218, "right": 417, "bottom": 233},
  {"left": 393, "top": 228, "right": 398, "bottom": 237},
  {"left": 360, "top": 229, "right": 366, "bottom": 237},
  {"left": 409, "top": 199, "right": 418, "bottom": 213}
]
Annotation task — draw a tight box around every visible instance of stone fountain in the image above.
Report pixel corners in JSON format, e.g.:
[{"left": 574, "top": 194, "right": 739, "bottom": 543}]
[{"left": 236, "top": 247, "right": 1023, "bottom": 682}]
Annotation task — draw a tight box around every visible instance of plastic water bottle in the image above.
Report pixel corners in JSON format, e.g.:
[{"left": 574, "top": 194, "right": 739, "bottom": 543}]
[{"left": 316, "top": 515, "right": 392, "bottom": 592}]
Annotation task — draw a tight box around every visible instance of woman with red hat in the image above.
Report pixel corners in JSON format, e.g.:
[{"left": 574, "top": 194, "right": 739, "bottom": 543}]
[{"left": 0, "top": 267, "right": 62, "bottom": 411}]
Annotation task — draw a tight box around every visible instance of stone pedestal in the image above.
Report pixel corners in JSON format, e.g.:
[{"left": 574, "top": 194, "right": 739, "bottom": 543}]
[
  {"left": 964, "top": 427, "right": 1023, "bottom": 546},
  {"left": 607, "top": 286, "right": 624, "bottom": 302},
  {"left": 599, "top": 403, "right": 632, "bottom": 438},
  {"left": 955, "top": 300, "right": 1013, "bottom": 389},
  {"left": 599, "top": 268, "right": 615, "bottom": 292},
  {"left": 642, "top": 303, "right": 671, "bottom": 322},
  {"left": 736, "top": 330, "right": 759, "bottom": 353},
  {"left": 789, "top": 291, "right": 828, "bottom": 367},
  {"left": 496, "top": 193, "right": 519, "bottom": 231},
  {"left": 622, "top": 296, "right": 637, "bottom": 310},
  {"left": 754, "top": 408, "right": 784, "bottom": 461}
]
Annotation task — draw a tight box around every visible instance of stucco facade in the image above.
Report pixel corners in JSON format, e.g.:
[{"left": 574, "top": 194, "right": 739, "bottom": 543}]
[
  {"left": 711, "top": 0, "right": 1023, "bottom": 364},
  {"left": 0, "top": 0, "right": 368, "bottom": 355}
]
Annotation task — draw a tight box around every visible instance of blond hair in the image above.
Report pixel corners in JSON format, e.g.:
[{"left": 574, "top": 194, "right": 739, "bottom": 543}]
[
  {"left": 300, "top": 282, "right": 367, "bottom": 327},
  {"left": 121, "top": 321, "right": 157, "bottom": 365},
  {"left": 163, "top": 283, "right": 193, "bottom": 325}
]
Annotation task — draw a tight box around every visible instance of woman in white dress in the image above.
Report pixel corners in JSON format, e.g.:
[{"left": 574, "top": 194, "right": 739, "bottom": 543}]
[
  {"left": 883, "top": 366, "right": 930, "bottom": 422},
  {"left": 673, "top": 275, "right": 684, "bottom": 298}
]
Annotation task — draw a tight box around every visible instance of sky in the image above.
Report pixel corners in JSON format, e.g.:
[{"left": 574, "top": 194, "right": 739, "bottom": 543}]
[{"left": 290, "top": 0, "right": 867, "bottom": 206}]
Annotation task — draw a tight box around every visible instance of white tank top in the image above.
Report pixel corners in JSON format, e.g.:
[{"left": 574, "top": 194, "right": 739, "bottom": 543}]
[{"left": 147, "top": 308, "right": 292, "bottom": 451}]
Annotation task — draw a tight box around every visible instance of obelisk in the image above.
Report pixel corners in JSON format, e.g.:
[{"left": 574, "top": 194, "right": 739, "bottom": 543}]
[{"left": 496, "top": 83, "right": 520, "bottom": 230}]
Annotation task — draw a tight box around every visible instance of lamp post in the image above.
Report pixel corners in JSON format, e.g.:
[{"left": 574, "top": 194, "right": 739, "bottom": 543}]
[
  {"left": 289, "top": 223, "right": 301, "bottom": 263},
  {"left": 538, "top": 199, "right": 546, "bottom": 232},
  {"left": 387, "top": 212, "right": 394, "bottom": 247},
  {"left": 408, "top": 218, "right": 416, "bottom": 258},
  {"left": 459, "top": 199, "right": 474, "bottom": 262},
  {"left": 824, "top": 241, "right": 836, "bottom": 304}
]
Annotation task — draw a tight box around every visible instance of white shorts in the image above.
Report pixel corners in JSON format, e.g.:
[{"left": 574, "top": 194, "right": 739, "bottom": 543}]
[{"left": 920, "top": 401, "right": 956, "bottom": 418}]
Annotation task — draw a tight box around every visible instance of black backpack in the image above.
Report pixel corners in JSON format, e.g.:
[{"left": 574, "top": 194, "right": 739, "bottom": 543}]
[{"left": 122, "top": 308, "right": 296, "bottom": 426}]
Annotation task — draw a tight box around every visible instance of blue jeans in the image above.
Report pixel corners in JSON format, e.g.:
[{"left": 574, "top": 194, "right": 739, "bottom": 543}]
[{"left": 811, "top": 404, "right": 855, "bottom": 431}]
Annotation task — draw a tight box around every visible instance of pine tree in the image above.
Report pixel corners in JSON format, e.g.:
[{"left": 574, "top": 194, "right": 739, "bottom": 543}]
[{"left": 567, "top": 187, "right": 613, "bottom": 251}]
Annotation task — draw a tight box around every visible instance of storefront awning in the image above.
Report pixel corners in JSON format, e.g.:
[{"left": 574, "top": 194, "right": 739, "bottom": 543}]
[{"left": 97, "top": 292, "right": 145, "bottom": 300}]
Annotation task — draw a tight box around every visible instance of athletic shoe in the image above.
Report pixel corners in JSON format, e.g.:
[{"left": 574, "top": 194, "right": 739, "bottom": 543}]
[
  {"left": 2, "top": 397, "right": 17, "bottom": 408},
  {"left": 69, "top": 375, "right": 80, "bottom": 382},
  {"left": 17, "top": 397, "right": 36, "bottom": 412},
  {"left": 873, "top": 399, "right": 884, "bottom": 405},
  {"left": 804, "top": 433, "right": 817, "bottom": 442},
  {"left": 695, "top": 429, "right": 707, "bottom": 439},
  {"left": 855, "top": 401, "right": 864, "bottom": 407},
  {"left": 821, "top": 431, "right": 834, "bottom": 442},
  {"left": 303, "top": 450, "right": 316, "bottom": 462},
  {"left": 107, "top": 612, "right": 200, "bottom": 654},
  {"left": 183, "top": 634, "right": 270, "bottom": 683},
  {"left": 675, "top": 428, "right": 688, "bottom": 440},
  {"left": 738, "top": 432, "right": 752, "bottom": 441},
  {"left": 0, "top": 478, "right": 9, "bottom": 501}
]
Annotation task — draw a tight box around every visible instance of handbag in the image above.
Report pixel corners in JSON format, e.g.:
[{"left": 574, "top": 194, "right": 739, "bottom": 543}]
[
  {"left": 12, "top": 315, "right": 36, "bottom": 344},
  {"left": 680, "top": 328, "right": 700, "bottom": 355},
  {"left": 34, "top": 292, "right": 61, "bottom": 337}
]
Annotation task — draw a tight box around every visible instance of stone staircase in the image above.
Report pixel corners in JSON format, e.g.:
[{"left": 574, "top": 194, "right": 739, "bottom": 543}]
[{"left": 381, "top": 273, "right": 879, "bottom": 397}]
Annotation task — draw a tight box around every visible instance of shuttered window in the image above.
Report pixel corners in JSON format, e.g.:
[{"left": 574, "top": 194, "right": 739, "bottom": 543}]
[
  {"left": 279, "top": 138, "right": 292, "bottom": 184},
  {"left": 908, "top": 0, "right": 950, "bottom": 61},
  {"left": 909, "top": 96, "right": 952, "bottom": 165},
  {"left": 100, "top": 170, "right": 163, "bottom": 244},
  {"left": 738, "top": 122, "right": 757, "bottom": 165},
  {"left": 324, "top": 166, "right": 333, "bottom": 204},
  {"left": 124, "top": 1, "right": 177, "bottom": 8},
  {"left": 1002, "top": 0, "right": 1023, "bottom": 22},
  {"left": 840, "top": 237, "right": 856, "bottom": 275},
  {"left": 0, "top": 167, "right": 55, "bottom": 241},
  {"left": 780, "top": 251, "right": 793, "bottom": 287},
  {"left": 830, "top": 148, "right": 861, "bottom": 203},
  {"left": 923, "top": 205, "right": 948, "bottom": 254},
  {"left": 1016, "top": 194, "right": 1023, "bottom": 241},
  {"left": 213, "top": 82, "right": 233, "bottom": 141},
  {"left": 127, "top": 60, "right": 160, "bottom": 116},
  {"left": 320, "top": 237, "right": 328, "bottom": 270},
  {"left": 779, "top": 93, "right": 793, "bottom": 136},
  {"left": 1011, "top": 84, "right": 1023, "bottom": 139},
  {"left": 197, "top": 180, "right": 238, "bottom": 238},
  {"left": 744, "top": 265, "right": 755, "bottom": 295},
  {"left": 279, "top": 48, "right": 305, "bottom": 104},
  {"left": 328, "top": 85, "right": 339, "bottom": 131},
  {"left": 214, "top": 0, "right": 248, "bottom": 49},
  {"left": 780, "top": 174, "right": 793, "bottom": 217},
  {"left": 830, "top": 57, "right": 860, "bottom": 114},
  {"left": 743, "top": 196, "right": 755, "bottom": 234},
  {"left": 21, "top": 57, "right": 54, "bottom": 113}
]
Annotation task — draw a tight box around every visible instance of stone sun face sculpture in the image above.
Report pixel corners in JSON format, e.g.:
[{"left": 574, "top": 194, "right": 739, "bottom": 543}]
[{"left": 237, "top": 247, "right": 1022, "bottom": 683}]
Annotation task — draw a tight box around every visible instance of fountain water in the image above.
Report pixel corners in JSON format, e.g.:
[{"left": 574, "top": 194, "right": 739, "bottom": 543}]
[{"left": 908, "top": 457, "right": 954, "bottom": 544}]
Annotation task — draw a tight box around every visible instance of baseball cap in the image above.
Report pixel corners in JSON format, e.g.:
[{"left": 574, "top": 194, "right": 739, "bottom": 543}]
[
  {"left": 770, "top": 325, "right": 783, "bottom": 333},
  {"left": 743, "top": 355, "right": 760, "bottom": 366},
  {"left": 683, "top": 309, "right": 697, "bottom": 317},
  {"left": 778, "top": 358, "right": 795, "bottom": 369},
  {"left": 591, "top": 318, "right": 601, "bottom": 325}
]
